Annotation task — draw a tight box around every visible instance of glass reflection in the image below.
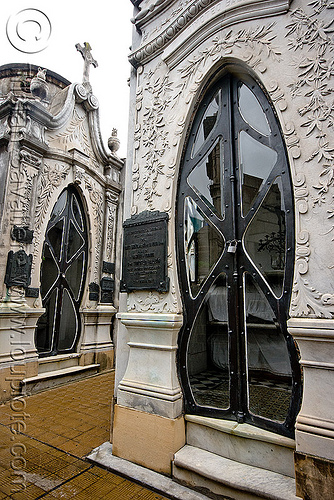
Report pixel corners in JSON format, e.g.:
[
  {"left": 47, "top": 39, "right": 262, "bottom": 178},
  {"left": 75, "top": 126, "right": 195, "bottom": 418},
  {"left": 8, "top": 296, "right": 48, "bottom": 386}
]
[
  {"left": 243, "top": 177, "right": 286, "bottom": 296},
  {"left": 50, "top": 190, "right": 67, "bottom": 223},
  {"left": 65, "top": 252, "right": 84, "bottom": 300},
  {"left": 238, "top": 83, "right": 270, "bottom": 136},
  {"left": 192, "top": 90, "right": 220, "bottom": 157},
  {"left": 58, "top": 289, "right": 77, "bottom": 351},
  {"left": 47, "top": 220, "right": 64, "bottom": 262},
  {"left": 67, "top": 221, "right": 84, "bottom": 261},
  {"left": 189, "top": 274, "right": 230, "bottom": 409},
  {"left": 239, "top": 131, "right": 277, "bottom": 216},
  {"left": 72, "top": 195, "right": 84, "bottom": 230},
  {"left": 188, "top": 140, "right": 223, "bottom": 218},
  {"left": 244, "top": 274, "right": 292, "bottom": 422},
  {"left": 35, "top": 289, "right": 58, "bottom": 353},
  {"left": 40, "top": 244, "right": 59, "bottom": 299},
  {"left": 184, "top": 197, "right": 225, "bottom": 296}
]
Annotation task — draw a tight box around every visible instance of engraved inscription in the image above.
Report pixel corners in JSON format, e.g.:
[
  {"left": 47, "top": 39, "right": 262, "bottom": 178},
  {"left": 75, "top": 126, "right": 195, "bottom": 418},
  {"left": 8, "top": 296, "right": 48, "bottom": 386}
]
[{"left": 121, "top": 211, "right": 169, "bottom": 292}]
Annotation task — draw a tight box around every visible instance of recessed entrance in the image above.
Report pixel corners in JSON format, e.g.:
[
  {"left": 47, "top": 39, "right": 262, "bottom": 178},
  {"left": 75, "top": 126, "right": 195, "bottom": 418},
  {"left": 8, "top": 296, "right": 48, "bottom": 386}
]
[
  {"left": 35, "top": 186, "right": 88, "bottom": 357},
  {"left": 176, "top": 68, "right": 302, "bottom": 437}
]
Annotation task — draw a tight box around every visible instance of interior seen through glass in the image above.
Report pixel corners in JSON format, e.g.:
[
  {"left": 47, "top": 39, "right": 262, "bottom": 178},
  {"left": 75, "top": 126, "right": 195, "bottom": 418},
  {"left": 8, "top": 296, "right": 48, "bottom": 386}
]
[
  {"left": 181, "top": 74, "right": 296, "bottom": 428},
  {"left": 244, "top": 273, "right": 292, "bottom": 422},
  {"left": 184, "top": 197, "right": 225, "bottom": 297},
  {"left": 188, "top": 273, "right": 230, "bottom": 410}
]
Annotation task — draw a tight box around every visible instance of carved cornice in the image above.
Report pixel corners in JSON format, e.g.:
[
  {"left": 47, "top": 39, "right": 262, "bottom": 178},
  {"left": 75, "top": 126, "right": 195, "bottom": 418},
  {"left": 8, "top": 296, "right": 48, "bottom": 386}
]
[
  {"left": 131, "top": 0, "right": 175, "bottom": 26},
  {"left": 129, "top": 0, "right": 291, "bottom": 68}
]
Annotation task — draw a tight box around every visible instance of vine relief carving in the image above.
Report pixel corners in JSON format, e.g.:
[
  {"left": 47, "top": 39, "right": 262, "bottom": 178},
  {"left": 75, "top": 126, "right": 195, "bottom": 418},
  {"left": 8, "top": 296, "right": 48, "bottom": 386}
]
[
  {"left": 84, "top": 176, "right": 104, "bottom": 281},
  {"left": 131, "top": 22, "right": 284, "bottom": 313},
  {"left": 48, "top": 107, "right": 91, "bottom": 157},
  {"left": 286, "top": 2, "right": 334, "bottom": 207},
  {"left": 32, "top": 162, "right": 70, "bottom": 275},
  {"left": 287, "top": 0, "right": 334, "bottom": 318}
]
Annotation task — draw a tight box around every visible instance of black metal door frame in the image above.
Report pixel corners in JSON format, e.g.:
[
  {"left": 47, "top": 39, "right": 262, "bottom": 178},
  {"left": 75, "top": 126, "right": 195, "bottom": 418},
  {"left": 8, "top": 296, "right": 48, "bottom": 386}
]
[
  {"left": 176, "top": 66, "right": 302, "bottom": 438},
  {"left": 36, "top": 185, "right": 88, "bottom": 357}
]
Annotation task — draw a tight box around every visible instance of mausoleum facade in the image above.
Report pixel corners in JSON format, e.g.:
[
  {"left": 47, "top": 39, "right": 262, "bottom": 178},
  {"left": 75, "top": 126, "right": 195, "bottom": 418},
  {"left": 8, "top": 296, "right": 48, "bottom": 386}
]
[
  {"left": 0, "top": 63, "right": 123, "bottom": 400},
  {"left": 111, "top": 1, "right": 334, "bottom": 498}
]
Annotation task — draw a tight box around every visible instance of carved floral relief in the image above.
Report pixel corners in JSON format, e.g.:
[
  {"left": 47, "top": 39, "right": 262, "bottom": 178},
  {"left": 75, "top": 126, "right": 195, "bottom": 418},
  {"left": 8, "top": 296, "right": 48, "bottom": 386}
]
[
  {"left": 286, "top": 0, "right": 334, "bottom": 317},
  {"left": 131, "top": 0, "right": 333, "bottom": 317}
]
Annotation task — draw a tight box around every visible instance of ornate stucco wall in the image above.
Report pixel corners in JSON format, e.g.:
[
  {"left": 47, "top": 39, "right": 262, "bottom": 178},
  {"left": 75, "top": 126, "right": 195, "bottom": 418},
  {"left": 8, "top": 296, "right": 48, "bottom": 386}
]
[{"left": 113, "top": 0, "right": 334, "bottom": 497}]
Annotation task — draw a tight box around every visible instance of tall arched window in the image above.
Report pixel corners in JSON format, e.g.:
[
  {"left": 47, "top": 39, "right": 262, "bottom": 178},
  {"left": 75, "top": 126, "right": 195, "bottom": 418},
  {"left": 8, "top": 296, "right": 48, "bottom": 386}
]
[
  {"left": 35, "top": 186, "right": 88, "bottom": 357},
  {"left": 176, "top": 67, "right": 301, "bottom": 437}
]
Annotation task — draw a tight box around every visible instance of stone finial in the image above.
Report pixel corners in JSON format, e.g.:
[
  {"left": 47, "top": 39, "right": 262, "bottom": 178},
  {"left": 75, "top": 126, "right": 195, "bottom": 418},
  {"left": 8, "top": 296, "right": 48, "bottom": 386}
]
[
  {"left": 30, "top": 67, "right": 48, "bottom": 101},
  {"left": 108, "top": 128, "right": 121, "bottom": 154},
  {"left": 75, "top": 42, "right": 98, "bottom": 89}
]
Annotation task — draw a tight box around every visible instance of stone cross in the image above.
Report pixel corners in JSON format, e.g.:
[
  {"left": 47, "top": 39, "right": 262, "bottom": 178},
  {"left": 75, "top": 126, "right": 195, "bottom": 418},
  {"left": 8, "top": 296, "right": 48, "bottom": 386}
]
[{"left": 75, "top": 42, "right": 98, "bottom": 85}]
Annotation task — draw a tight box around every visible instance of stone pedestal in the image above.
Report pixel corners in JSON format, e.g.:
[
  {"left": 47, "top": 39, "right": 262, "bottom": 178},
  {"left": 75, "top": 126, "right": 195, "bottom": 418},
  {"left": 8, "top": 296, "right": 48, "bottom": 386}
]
[
  {"left": 80, "top": 306, "right": 116, "bottom": 370},
  {"left": 116, "top": 312, "right": 183, "bottom": 419},
  {"left": 0, "top": 300, "right": 43, "bottom": 402},
  {"left": 288, "top": 318, "right": 334, "bottom": 498},
  {"left": 112, "top": 312, "right": 185, "bottom": 473}
]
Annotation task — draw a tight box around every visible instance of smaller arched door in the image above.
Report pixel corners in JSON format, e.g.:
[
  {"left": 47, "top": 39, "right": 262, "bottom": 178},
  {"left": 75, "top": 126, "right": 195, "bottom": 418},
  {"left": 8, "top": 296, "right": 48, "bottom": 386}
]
[
  {"left": 35, "top": 186, "right": 88, "bottom": 356},
  {"left": 176, "top": 67, "right": 302, "bottom": 437}
]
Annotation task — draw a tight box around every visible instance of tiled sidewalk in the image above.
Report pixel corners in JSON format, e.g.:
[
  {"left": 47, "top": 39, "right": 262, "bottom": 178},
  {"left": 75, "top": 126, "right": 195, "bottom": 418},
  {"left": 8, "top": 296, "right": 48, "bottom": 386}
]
[{"left": 0, "top": 372, "right": 168, "bottom": 499}]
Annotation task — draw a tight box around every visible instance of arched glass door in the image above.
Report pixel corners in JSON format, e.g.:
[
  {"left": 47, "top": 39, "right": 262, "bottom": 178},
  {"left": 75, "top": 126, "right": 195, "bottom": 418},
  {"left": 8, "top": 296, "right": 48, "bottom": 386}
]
[
  {"left": 35, "top": 186, "right": 88, "bottom": 357},
  {"left": 176, "top": 69, "right": 302, "bottom": 437}
]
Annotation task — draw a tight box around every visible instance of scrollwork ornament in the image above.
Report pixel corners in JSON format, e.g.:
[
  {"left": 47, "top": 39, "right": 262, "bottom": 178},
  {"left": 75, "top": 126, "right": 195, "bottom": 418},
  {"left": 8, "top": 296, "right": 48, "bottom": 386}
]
[
  {"left": 291, "top": 277, "right": 334, "bottom": 318},
  {"left": 127, "top": 284, "right": 178, "bottom": 313}
]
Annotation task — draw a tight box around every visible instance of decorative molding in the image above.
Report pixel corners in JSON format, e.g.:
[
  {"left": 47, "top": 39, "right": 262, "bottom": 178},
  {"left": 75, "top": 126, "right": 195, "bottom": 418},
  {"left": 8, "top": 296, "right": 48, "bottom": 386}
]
[
  {"left": 287, "top": 0, "right": 334, "bottom": 319},
  {"left": 131, "top": 0, "right": 175, "bottom": 26},
  {"left": 34, "top": 162, "right": 70, "bottom": 231},
  {"left": 106, "top": 195, "right": 117, "bottom": 262},
  {"left": 48, "top": 107, "right": 90, "bottom": 157},
  {"left": 129, "top": 0, "right": 291, "bottom": 68},
  {"left": 19, "top": 148, "right": 42, "bottom": 169},
  {"left": 84, "top": 175, "right": 104, "bottom": 281},
  {"left": 127, "top": 284, "right": 178, "bottom": 313},
  {"left": 132, "top": 66, "right": 174, "bottom": 212},
  {"left": 286, "top": 2, "right": 334, "bottom": 208}
]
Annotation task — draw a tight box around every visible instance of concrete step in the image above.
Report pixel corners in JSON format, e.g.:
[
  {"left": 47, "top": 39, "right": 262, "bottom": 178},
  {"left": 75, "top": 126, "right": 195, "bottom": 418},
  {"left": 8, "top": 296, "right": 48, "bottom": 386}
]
[
  {"left": 38, "top": 352, "right": 81, "bottom": 374},
  {"left": 22, "top": 364, "right": 100, "bottom": 395},
  {"left": 185, "top": 415, "right": 296, "bottom": 477},
  {"left": 173, "top": 445, "right": 300, "bottom": 500},
  {"left": 38, "top": 353, "right": 81, "bottom": 374}
]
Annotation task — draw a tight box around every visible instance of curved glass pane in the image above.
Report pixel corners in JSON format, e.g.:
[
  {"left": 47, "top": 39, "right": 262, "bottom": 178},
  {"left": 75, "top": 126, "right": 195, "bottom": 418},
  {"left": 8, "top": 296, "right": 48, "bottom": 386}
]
[
  {"left": 184, "top": 197, "right": 225, "bottom": 296},
  {"left": 50, "top": 190, "right": 67, "bottom": 223},
  {"left": 47, "top": 219, "right": 64, "bottom": 262},
  {"left": 239, "top": 131, "right": 277, "bottom": 216},
  {"left": 72, "top": 194, "right": 84, "bottom": 231},
  {"left": 58, "top": 289, "right": 77, "bottom": 351},
  {"left": 243, "top": 177, "right": 286, "bottom": 297},
  {"left": 65, "top": 252, "right": 85, "bottom": 300},
  {"left": 67, "top": 221, "right": 84, "bottom": 262},
  {"left": 244, "top": 274, "right": 292, "bottom": 422},
  {"left": 188, "top": 140, "right": 223, "bottom": 218},
  {"left": 192, "top": 90, "right": 220, "bottom": 158},
  {"left": 36, "top": 187, "right": 88, "bottom": 357},
  {"left": 35, "top": 289, "right": 58, "bottom": 353},
  {"left": 189, "top": 274, "right": 230, "bottom": 409},
  {"left": 238, "top": 83, "right": 270, "bottom": 136},
  {"left": 40, "top": 243, "right": 59, "bottom": 299}
]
